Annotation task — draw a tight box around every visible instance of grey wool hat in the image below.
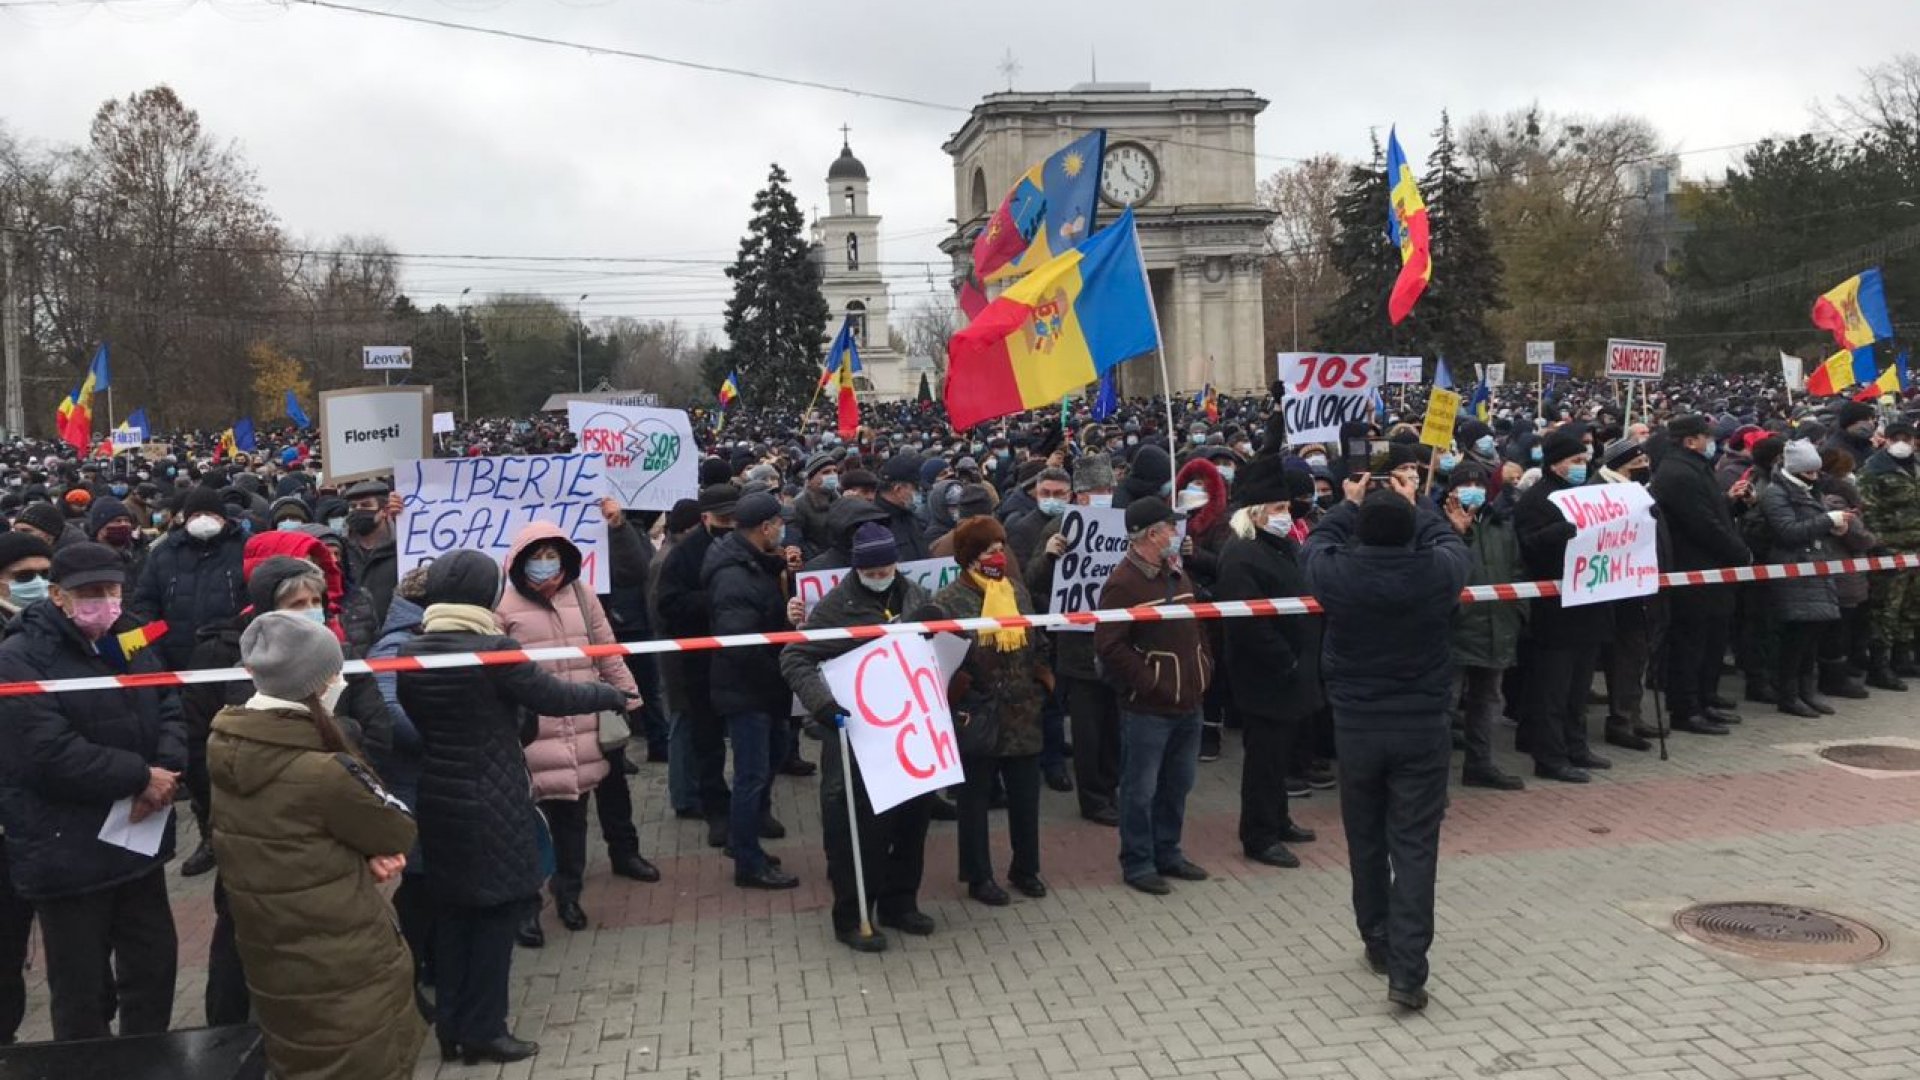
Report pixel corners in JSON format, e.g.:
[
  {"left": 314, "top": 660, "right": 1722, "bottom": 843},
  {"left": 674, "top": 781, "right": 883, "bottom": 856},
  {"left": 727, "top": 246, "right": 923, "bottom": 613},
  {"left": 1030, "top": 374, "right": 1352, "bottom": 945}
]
[
  {"left": 1072, "top": 453, "right": 1116, "bottom": 493},
  {"left": 240, "top": 610, "right": 344, "bottom": 703}
]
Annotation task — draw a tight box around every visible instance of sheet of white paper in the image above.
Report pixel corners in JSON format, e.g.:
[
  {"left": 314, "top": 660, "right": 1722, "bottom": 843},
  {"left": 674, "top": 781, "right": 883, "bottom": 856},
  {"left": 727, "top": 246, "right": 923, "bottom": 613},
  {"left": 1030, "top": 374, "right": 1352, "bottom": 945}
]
[
  {"left": 98, "top": 796, "right": 170, "bottom": 857},
  {"left": 931, "top": 633, "right": 971, "bottom": 682}
]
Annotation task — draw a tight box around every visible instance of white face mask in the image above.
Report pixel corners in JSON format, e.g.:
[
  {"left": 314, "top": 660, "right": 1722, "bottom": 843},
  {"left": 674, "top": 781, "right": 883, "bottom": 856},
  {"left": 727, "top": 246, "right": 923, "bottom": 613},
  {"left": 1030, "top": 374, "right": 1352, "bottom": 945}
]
[
  {"left": 186, "top": 515, "right": 224, "bottom": 541},
  {"left": 1262, "top": 513, "right": 1292, "bottom": 538},
  {"left": 319, "top": 678, "right": 345, "bottom": 713},
  {"left": 858, "top": 571, "right": 895, "bottom": 593},
  {"left": 1891, "top": 441, "right": 1915, "bottom": 461}
]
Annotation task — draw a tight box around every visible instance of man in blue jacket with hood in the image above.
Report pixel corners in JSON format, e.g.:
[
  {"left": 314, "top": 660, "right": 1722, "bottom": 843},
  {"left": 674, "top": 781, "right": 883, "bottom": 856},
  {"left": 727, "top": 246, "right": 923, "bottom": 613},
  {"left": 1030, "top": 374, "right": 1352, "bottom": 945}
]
[{"left": 1304, "top": 471, "right": 1472, "bottom": 1013}]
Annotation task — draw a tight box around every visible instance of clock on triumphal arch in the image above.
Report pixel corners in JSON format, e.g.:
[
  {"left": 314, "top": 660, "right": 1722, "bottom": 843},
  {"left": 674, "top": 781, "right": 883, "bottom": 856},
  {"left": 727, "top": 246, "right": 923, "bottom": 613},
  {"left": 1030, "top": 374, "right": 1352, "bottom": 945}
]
[{"left": 940, "top": 84, "right": 1273, "bottom": 396}]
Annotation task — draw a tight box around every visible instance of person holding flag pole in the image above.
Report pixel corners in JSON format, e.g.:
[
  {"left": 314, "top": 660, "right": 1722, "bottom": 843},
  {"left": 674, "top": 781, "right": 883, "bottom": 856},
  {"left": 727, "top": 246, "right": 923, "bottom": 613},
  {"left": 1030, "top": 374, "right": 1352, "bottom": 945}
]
[{"left": 780, "top": 523, "right": 936, "bottom": 953}]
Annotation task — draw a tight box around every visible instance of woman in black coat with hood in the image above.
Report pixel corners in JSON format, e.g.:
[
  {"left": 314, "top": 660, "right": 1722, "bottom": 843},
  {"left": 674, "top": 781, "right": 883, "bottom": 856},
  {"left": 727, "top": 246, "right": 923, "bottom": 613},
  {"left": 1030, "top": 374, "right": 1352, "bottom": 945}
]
[
  {"left": 396, "top": 550, "right": 629, "bottom": 1067},
  {"left": 1212, "top": 458, "right": 1322, "bottom": 869}
]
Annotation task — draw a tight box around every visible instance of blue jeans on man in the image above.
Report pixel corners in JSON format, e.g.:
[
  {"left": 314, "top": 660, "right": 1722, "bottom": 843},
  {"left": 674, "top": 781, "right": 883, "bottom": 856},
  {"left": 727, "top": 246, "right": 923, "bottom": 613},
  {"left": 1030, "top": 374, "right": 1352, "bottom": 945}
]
[
  {"left": 725, "top": 711, "right": 780, "bottom": 874},
  {"left": 1116, "top": 709, "right": 1201, "bottom": 882}
]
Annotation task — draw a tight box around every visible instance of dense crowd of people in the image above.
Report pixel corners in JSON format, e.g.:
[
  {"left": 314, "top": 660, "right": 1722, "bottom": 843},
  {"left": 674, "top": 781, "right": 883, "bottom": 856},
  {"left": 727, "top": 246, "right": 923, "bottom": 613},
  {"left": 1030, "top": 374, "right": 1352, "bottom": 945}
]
[{"left": 0, "top": 368, "right": 1915, "bottom": 1071}]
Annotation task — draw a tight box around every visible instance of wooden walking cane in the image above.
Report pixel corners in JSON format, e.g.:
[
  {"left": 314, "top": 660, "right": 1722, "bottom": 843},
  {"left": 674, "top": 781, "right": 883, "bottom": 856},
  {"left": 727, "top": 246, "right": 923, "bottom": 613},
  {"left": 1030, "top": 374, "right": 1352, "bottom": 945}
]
[{"left": 836, "top": 717, "right": 877, "bottom": 942}]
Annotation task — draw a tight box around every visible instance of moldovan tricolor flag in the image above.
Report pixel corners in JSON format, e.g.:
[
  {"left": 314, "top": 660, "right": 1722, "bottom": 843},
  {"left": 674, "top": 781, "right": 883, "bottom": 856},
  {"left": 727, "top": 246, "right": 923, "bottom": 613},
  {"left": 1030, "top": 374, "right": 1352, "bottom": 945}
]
[
  {"left": 824, "top": 315, "right": 862, "bottom": 437},
  {"left": 1385, "top": 128, "right": 1432, "bottom": 325},
  {"left": 1804, "top": 346, "right": 1878, "bottom": 396},
  {"left": 56, "top": 343, "right": 110, "bottom": 453},
  {"left": 972, "top": 130, "right": 1106, "bottom": 285},
  {"left": 945, "top": 210, "right": 1159, "bottom": 431},
  {"left": 1852, "top": 352, "right": 1911, "bottom": 402},
  {"left": 1811, "top": 268, "right": 1895, "bottom": 351}
]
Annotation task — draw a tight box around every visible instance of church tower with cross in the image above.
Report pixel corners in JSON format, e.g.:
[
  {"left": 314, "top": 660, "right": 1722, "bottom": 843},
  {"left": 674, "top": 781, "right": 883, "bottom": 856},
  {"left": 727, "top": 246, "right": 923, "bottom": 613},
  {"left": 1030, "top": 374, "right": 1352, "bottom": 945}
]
[{"left": 812, "top": 127, "right": 902, "bottom": 397}]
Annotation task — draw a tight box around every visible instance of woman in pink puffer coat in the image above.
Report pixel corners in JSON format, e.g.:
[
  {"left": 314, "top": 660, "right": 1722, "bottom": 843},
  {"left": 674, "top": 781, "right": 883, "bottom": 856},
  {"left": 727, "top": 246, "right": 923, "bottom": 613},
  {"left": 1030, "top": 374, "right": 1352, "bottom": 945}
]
[{"left": 494, "top": 520, "right": 642, "bottom": 942}]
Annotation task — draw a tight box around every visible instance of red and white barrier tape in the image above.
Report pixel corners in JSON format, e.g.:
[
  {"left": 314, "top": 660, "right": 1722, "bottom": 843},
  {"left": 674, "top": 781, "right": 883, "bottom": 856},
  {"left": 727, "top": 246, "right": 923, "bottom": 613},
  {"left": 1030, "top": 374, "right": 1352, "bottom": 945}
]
[{"left": 3, "top": 553, "right": 1916, "bottom": 698}]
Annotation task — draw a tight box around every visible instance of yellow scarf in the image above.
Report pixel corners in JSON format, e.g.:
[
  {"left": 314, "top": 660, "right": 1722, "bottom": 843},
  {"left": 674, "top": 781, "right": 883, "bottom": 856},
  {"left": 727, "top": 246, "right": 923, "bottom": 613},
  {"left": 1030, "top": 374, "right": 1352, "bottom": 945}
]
[
  {"left": 971, "top": 571, "right": 1027, "bottom": 652},
  {"left": 422, "top": 603, "right": 500, "bottom": 636}
]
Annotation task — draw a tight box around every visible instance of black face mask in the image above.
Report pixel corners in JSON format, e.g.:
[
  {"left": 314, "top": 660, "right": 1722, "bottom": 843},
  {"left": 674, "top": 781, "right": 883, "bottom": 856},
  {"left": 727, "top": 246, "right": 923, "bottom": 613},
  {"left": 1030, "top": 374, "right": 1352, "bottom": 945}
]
[
  {"left": 1316, "top": 493, "right": 1338, "bottom": 510},
  {"left": 346, "top": 510, "right": 379, "bottom": 537}
]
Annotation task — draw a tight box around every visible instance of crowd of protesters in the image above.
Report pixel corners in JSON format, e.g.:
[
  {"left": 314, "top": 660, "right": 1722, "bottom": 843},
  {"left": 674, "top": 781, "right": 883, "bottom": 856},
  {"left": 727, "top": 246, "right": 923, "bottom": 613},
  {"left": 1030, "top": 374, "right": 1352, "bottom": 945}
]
[{"left": 0, "top": 368, "right": 1914, "bottom": 1069}]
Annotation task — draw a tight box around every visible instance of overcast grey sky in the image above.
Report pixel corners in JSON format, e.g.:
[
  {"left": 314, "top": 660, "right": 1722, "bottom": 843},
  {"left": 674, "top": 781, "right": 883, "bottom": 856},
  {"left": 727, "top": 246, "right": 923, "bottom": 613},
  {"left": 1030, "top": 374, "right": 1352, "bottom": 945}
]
[{"left": 3, "top": 0, "right": 1915, "bottom": 340}]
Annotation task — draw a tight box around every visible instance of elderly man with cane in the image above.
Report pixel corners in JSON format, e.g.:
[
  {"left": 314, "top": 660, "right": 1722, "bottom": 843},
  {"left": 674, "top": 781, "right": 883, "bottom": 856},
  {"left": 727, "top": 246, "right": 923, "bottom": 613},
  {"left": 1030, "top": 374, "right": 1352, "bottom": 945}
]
[{"left": 1303, "top": 471, "right": 1473, "bottom": 1012}]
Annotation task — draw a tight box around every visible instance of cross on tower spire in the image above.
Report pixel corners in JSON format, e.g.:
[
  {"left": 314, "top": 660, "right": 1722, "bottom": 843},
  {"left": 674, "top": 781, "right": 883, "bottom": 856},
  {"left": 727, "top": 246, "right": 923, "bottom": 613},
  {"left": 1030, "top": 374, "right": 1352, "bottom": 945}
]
[{"left": 840, "top": 123, "right": 851, "bottom": 148}]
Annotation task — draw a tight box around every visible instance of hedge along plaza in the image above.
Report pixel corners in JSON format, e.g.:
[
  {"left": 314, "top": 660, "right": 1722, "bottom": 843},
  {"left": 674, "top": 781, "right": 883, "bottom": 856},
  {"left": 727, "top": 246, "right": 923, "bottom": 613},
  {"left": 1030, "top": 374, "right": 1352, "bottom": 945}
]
[{"left": 3, "top": 554, "right": 1917, "bottom": 698}]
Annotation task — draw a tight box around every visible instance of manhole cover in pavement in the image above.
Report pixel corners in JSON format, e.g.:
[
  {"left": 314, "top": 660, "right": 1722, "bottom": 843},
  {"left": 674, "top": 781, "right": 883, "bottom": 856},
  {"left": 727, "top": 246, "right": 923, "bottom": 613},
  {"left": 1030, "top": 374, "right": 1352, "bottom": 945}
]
[
  {"left": 1817, "top": 743, "right": 1920, "bottom": 771},
  {"left": 1673, "top": 903, "right": 1887, "bottom": 964}
]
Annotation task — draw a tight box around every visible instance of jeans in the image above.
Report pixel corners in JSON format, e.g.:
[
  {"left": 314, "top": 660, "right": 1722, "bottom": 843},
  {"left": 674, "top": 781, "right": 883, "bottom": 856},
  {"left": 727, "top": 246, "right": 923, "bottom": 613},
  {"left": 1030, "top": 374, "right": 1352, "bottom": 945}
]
[
  {"left": 666, "top": 709, "right": 700, "bottom": 816},
  {"left": 1453, "top": 666, "right": 1503, "bottom": 772},
  {"left": 725, "top": 711, "right": 781, "bottom": 873},
  {"left": 956, "top": 754, "right": 1041, "bottom": 885},
  {"left": 433, "top": 899, "right": 527, "bottom": 1045},
  {"left": 36, "top": 867, "right": 177, "bottom": 1042},
  {"left": 1116, "top": 709, "right": 1201, "bottom": 881},
  {"left": 1335, "top": 724, "right": 1450, "bottom": 993}
]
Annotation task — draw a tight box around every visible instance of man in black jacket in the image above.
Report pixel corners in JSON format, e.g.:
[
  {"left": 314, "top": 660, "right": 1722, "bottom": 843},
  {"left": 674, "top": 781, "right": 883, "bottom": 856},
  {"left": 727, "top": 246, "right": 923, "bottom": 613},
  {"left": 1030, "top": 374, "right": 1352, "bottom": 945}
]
[
  {"left": 0, "top": 542, "right": 188, "bottom": 1041},
  {"left": 1650, "top": 414, "right": 1752, "bottom": 735},
  {"left": 1303, "top": 475, "right": 1472, "bottom": 1012},
  {"left": 703, "top": 492, "right": 801, "bottom": 890},
  {"left": 875, "top": 454, "right": 933, "bottom": 562},
  {"left": 129, "top": 483, "right": 248, "bottom": 671},
  {"left": 654, "top": 484, "right": 738, "bottom": 846}
]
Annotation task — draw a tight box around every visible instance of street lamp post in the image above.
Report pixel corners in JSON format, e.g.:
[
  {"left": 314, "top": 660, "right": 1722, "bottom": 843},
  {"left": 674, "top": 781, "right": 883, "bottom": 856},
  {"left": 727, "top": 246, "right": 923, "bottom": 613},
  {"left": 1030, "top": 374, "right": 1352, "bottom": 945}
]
[
  {"left": 459, "top": 287, "right": 471, "bottom": 422},
  {"left": 575, "top": 294, "right": 589, "bottom": 393}
]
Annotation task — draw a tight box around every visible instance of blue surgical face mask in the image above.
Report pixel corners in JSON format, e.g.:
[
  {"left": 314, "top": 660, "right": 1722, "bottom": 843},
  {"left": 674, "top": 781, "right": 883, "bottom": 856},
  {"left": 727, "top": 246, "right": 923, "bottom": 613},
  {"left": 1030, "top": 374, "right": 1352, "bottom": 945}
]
[
  {"left": 1703, "top": 439, "right": 1718, "bottom": 458},
  {"left": 820, "top": 473, "right": 839, "bottom": 492},
  {"left": 1566, "top": 464, "right": 1589, "bottom": 485},
  {"left": 910, "top": 492, "right": 926, "bottom": 514},
  {"left": 1474, "top": 435, "right": 1496, "bottom": 457},
  {"left": 1456, "top": 487, "right": 1486, "bottom": 510},
  {"left": 9, "top": 575, "right": 48, "bottom": 605},
  {"left": 1438, "top": 453, "right": 1460, "bottom": 473},
  {"left": 277, "top": 520, "right": 304, "bottom": 532},
  {"left": 296, "top": 606, "right": 327, "bottom": 625},
  {"left": 1038, "top": 497, "right": 1067, "bottom": 518},
  {"left": 1217, "top": 466, "right": 1236, "bottom": 485},
  {"left": 1191, "top": 433, "right": 1206, "bottom": 445},
  {"left": 1085, "top": 492, "right": 1113, "bottom": 508},
  {"left": 1529, "top": 446, "right": 1543, "bottom": 463},
  {"left": 525, "top": 556, "right": 563, "bottom": 584},
  {"left": 1159, "top": 480, "right": 1173, "bottom": 497},
  {"left": 109, "top": 483, "right": 128, "bottom": 497}
]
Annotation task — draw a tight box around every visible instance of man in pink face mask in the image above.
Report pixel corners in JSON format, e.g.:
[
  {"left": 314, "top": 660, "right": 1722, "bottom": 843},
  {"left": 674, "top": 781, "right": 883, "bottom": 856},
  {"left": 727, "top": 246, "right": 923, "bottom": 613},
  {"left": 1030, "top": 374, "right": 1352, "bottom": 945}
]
[{"left": 0, "top": 541, "right": 188, "bottom": 1042}]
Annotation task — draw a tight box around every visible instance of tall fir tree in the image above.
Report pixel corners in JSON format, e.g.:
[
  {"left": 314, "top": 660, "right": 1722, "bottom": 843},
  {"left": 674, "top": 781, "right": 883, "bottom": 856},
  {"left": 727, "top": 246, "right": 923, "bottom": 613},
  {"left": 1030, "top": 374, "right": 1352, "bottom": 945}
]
[
  {"left": 1313, "top": 135, "right": 1421, "bottom": 356},
  {"left": 1420, "top": 111, "right": 1506, "bottom": 367},
  {"left": 721, "top": 164, "right": 830, "bottom": 411}
]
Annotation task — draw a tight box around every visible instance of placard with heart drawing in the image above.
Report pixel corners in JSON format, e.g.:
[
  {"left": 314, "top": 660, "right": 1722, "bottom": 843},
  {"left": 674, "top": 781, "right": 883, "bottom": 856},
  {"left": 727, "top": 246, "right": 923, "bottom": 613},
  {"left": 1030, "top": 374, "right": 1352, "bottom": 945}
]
[{"left": 567, "top": 402, "right": 699, "bottom": 511}]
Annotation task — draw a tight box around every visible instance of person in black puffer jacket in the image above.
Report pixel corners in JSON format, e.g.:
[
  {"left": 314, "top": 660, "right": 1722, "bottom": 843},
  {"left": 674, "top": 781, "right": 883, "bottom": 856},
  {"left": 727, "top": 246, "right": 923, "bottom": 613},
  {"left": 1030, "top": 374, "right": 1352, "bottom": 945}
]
[
  {"left": 128, "top": 483, "right": 248, "bottom": 671},
  {"left": 702, "top": 492, "right": 801, "bottom": 891},
  {"left": 396, "top": 550, "right": 627, "bottom": 1067},
  {"left": 1113, "top": 443, "right": 1171, "bottom": 509}
]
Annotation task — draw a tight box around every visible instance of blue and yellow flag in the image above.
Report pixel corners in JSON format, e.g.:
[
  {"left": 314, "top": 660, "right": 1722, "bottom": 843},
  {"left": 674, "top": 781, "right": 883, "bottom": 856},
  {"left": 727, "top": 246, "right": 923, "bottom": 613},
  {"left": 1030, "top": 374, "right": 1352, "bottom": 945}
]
[
  {"left": 1853, "top": 351, "right": 1911, "bottom": 402},
  {"left": 972, "top": 130, "right": 1107, "bottom": 284}
]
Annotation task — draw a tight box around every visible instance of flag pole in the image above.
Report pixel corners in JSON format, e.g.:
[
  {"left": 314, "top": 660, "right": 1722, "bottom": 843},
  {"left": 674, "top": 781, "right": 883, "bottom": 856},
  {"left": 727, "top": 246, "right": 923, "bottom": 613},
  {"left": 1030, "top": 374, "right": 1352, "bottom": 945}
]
[
  {"left": 836, "top": 722, "right": 876, "bottom": 943},
  {"left": 1127, "top": 219, "right": 1179, "bottom": 465}
]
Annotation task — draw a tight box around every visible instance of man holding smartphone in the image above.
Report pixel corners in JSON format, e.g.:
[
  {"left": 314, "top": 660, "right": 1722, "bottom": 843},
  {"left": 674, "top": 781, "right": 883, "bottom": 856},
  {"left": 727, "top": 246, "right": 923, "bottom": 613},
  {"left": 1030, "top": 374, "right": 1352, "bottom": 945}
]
[{"left": 1303, "top": 472, "right": 1472, "bottom": 1012}]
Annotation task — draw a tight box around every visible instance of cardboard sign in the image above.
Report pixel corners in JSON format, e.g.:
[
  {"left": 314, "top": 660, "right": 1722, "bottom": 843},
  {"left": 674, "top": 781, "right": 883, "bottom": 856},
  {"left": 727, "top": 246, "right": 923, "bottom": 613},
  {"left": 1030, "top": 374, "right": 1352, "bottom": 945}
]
[
  {"left": 566, "top": 402, "right": 698, "bottom": 512},
  {"left": 395, "top": 453, "right": 612, "bottom": 592},
  {"left": 1486, "top": 363, "right": 1506, "bottom": 388},
  {"left": 1046, "top": 506, "right": 1185, "bottom": 632},
  {"left": 796, "top": 557, "right": 960, "bottom": 617},
  {"left": 1384, "top": 356, "right": 1423, "bottom": 385},
  {"left": 1605, "top": 338, "right": 1666, "bottom": 380},
  {"left": 111, "top": 429, "right": 143, "bottom": 450},
  {"left": 1525, "top": 341, "right": 1555, "bottom": 366},
  {"left": 821, "top": 634, "right": 962, "bottom": 812},
  {"left": 362, "top": 346, "right": 413, "bottom": 371},
  {"left": 1548, "top": 482, "right": 1659, "bottom": 608},
  {"left": 1420, "top": 388, "right": 1459, "bottom": 450},
  {"left": 1781, "top": 352, "right": 1806, "bottom": 392},
  {"left": 432, "top": 411, "right": 455, "bottom": 434},
  {"left": 318, "top": 387, "right": 433, "bottom": 486},
  {"left": 1276, "top": 353, "right": 1382, "bottom": 445}
]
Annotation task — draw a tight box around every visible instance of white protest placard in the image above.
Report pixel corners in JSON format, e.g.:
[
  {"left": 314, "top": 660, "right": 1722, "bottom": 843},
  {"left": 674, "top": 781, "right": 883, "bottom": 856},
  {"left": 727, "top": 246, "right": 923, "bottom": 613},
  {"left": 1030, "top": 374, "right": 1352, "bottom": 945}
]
[
  {"left": 432, "top": 411, "right": 455, "bottom": 434},
  {"left": 1276, "top": 353, "right": 1382, "bottom": 445},
  {"left": 1384, "top": 356, "right": 1423, "bottom": 385},
  {"left": 1486, "top": 363, "right": 1506, "bottom": 388},
  {"left": 362, "top": 346, "right": 413, "bottom": 371},
  {"left": 1547, "top": 482, "right": 1659, "bottom": 608},
  {"left": 111, "top": 429, "right": 143, "bottom": 451},
  {"left": 796, "top": 557, "right": 960, "bottom": 616},
  {"left": 395, "top": 453, "right": 613, "bottom": 592},
  {"left": 1605, "top": 338, "right": 1667, "bottom": 380},
  {"left": 566, "top": 402, "right": 699, "bottom": 512},
  {"left": 821, "top": 634, "right": 962, "bottom": 812},
  {"left": 318, "top": 387, "right": 433, "bottom": 486},
  {"left": 1781, "top": 352, "right": 1806, "bottom": 392},
  {"left": 1525, "top": 341, "right": 1555, "bottom": 366},
  {"left": 1046, "top": 506, "right": 1185, "bottom": 631}
]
